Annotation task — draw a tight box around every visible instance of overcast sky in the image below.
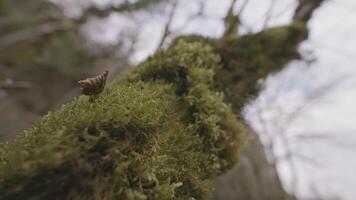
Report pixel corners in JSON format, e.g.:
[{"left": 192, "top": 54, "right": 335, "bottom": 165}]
[
  {"left": 245, "top": 0, "right": 356, "bottom": 199},
  {"left": 54, "top": 0, "right": 356, "bottom": 199}
]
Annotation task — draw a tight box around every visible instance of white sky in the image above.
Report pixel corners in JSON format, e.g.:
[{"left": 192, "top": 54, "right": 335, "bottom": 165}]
[
  {"left": 244, "top": 0, "right": 356, "bottom": 199},
  {"left": 55, "top": 0, "right": 356, "bottom": 199}
]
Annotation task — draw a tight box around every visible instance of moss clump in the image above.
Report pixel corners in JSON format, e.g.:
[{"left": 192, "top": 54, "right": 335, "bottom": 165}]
[
  {"left": 0, "top": 41, "right": 246, "bottom": 199},
  {"left": 173, "top": 22, "right": 307, "bottom": 113},
  {"left": 215, "top": 22, "right": 308, "bottom": 111}
]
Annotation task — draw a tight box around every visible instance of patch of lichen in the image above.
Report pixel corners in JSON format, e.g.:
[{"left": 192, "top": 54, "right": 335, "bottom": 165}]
[{"left": 0, "top": 41, "right": 246, "bottom": 199}]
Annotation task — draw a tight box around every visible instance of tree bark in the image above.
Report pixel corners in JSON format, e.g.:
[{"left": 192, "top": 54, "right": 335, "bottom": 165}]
[{"left": 214, "top": 131, "right": 292, "bottom": 200}]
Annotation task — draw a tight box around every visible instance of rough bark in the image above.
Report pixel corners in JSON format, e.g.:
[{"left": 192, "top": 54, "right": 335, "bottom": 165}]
[
  {"left": 214, "top": 131, "right": 291, "bottom": 200},
  {"left": 212, "top": 22, "right": 306, "bottom": 200}
]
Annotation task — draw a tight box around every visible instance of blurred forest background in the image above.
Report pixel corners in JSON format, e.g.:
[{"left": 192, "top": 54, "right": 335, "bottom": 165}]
[{"left": 1, "top": 0, "right": 355, "bottom": 199}]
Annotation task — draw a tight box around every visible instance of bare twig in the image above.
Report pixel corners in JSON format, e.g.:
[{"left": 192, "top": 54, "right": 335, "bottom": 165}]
[
  {"left": 262, "top": 0, "right": 278, "bottom": 29},
  {"left": 222, "top": 0, "right": 239, "bottom": 38},
  {"left": 80, "top": 0, "right": 164, "bottom": 20},
  {"left": 293, "top": 0, "right": 326, "bottom": 22},
  {"left": 157, "top": 0, "right": 178, "bottom": 49},
  {"left": 169, "top": 1, "right": 210, "bottom": 35},
  {"left": 250, "top": 66, "right": 347, "bottom": 199},
  {"left": 235, "top": 0, "right": 251, "bottom": 33},
  {"left": 237, "top": 0, "right": 250, "bottom": 16},
  {"left": 0, "top": 21, "right": 73, "bottom": 52},
  {"left": 272, "top": 1, "right": 298, "bottom": 21},
  {"left": 283, "top": 75, "right": 347, "bottom": 127},
  {"left": 0, "top": 79, "right": 32, "bottom": 90}
]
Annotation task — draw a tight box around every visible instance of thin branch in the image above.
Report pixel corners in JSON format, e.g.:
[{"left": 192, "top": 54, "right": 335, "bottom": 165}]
[
  {"left": 0, "top": 21, "right": 73, "bottom": 52},
  {"left": 237, "top": 0, "right": 249, "bottom": 17},
  {"left": 157, "top": 0, "right": 178, "bottom": 49},
  {"left": 283, "top": 75, "right": 347, "bottom": 127},
  {"left": 0, "top": 79, "right": 32, "bottom": 90},
  {"left": 169, "top": 1, "right": 211, "bottom": 35},
  {"left": 277, "top": 151, "right": 323, "bottom": 167},
  {"left": 272, "top": 1, "right": 298, "bottom": 21},
  {"left": 222, "top": 0, "right": 239, "bottom": 38},
  {"left": 235, "top": 0, "right": 251, "bottom": 33},
  {"left": 262, "top": 0, "right": 278, "bottom": 29},
  {"left": 80, "top": 0, "right": 165, "bottom": 21},
  {"left": 293, "top": 0, "right": 326, "bottom": 22}
]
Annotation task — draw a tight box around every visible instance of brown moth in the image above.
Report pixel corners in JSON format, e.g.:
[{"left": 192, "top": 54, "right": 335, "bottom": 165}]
[{"left": 78, "top": 70, "right": 109, "bottom": 96}]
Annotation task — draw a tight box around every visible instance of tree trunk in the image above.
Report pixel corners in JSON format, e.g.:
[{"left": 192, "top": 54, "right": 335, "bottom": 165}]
[
  {"left": 213, "top": 1, "right": 325, "bottom": 199},
  {"left": 214, "top": 131, "right": 293, "bottom": 200}
]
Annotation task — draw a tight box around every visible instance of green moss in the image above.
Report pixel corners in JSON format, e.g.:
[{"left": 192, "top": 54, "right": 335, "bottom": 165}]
[
  {"left": 0, "top": 41, "right": 246, "bottom": 199},
  {"left": 215, "top": 21, "right": 308, "bottom": 111},
  {"left": 172, "top": 22, "right": 307, "bottom": 113}
]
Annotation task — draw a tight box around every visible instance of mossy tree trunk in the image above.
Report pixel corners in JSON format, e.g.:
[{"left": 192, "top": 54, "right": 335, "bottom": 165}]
[
  {"left": 211, "top": 21, "right": 307, "bottom": 200},
  {"left": 0, "top": 0, "right": 325, "bottom": 199},
  {"left": 212, "top": 0, "right": 325, "bottom": 198},
  {"left": 0, "top": 40, "right": 248, "bottom": 200}
]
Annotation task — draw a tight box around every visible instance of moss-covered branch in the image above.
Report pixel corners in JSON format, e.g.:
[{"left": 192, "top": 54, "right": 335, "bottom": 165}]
[
  {"left": 173, "top": 21, "right": 307, "bottom": 113},
  {"left": 0, "top": 41, "right": 246, "bottom": 199},
  {"left": 216, "top": 21, "right": 307, "bottom": 112},
  {"left": 0, "top": 0, "right": 325, "bottom": 198},
  {"left": 0, "top": 1, "right": 321, "bottom": 197},
  {"left": 0, "top": 19, "right": 311, "bottom": 199}
]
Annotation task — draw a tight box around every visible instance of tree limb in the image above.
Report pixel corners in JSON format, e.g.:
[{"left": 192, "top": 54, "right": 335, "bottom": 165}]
[
  {"left": 157, "top": 0, "right": 178, "bottom": 49},
  {"left": 293, "top": 0, "right": 326, "bottom": 22},
  {"left": 79, "top": 0, "right": 166, "bottom": 21},
  {"left": 0, "top": 21, "right": 73, "bottom": 51}
]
